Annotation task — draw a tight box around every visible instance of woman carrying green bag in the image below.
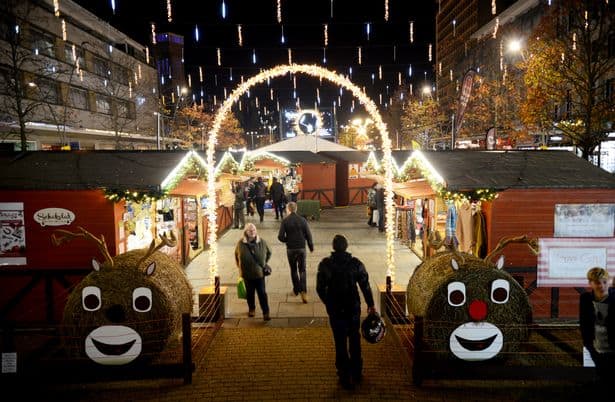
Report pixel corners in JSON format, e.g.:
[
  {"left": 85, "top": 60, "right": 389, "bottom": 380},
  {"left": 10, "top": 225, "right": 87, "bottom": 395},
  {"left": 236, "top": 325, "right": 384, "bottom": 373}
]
[{"left": 234, "top": 223, "right": 272, "bottom": 321}]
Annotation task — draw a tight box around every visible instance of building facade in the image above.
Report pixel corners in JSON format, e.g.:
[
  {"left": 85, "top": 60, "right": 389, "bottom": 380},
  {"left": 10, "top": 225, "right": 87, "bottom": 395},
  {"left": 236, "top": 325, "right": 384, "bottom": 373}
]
[{"left": 0, "top": 0, "right": 159, "bottom": 150}]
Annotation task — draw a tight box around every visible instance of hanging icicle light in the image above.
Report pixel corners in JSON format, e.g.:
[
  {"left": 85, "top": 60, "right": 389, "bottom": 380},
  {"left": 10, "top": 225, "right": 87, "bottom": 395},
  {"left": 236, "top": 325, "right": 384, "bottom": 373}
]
[
  {"left": 398, "top": 72, "right": 402, "bottom": 85},
  {"left": 187, "top": 74, "right": 192, "bottom": 88},
  {"left": 584, "top": 11, "right": 588, "bottom": 30},
  {"left": 195, "top": 25, "right": 200, "bottom": 42},
  {"left": 409, "top": 83, "right": 413, "bottom": 96},
  {"left": 438, "top": 62, "right": 442, "bottom": 76},
  {"left": 61, "top": 19, "right": 66, "bottom": 41},
  {"left": 393, "top": 45, "right": 397, "bottom": 61},
  {"left": 323, "top": 48, "right": 327, "bottom": 64},
  {"left": 229, "top": 67, "right": 233, "bottom": 81},
  {"left": 492, "top": 0, "right": 496, "bottom": 14},
  {"left": 349, "top": 67, "right": 353, "bottom": 78},
  {"left": 281, "top": 25, "right": 285, "bottom": 44},
  {"left": 217, "top": 48, "right": 222, "bottom": 66},
  {"left": 270, "top": 88, "right": 274, "bottom": 100},
  {"left": 199, "top": 66, "right": 203, "bottom": 82},
  {"left": 330, "top": 0, "right": 334, "bottom": 18},
  {"left": 409, "top": 21, "right": 414, "bottom": 43},
  {"left": 324, "top": 24, "right": 328, "bottom": 47},
  {"left": 288, "top": 48, "right": 292, "bottom": 64},
  {"left": 238, "top": 25, "right": 243, "bottom": 46},
  {"left": 54, "top": 0, "right": 60, "bottom": 17},
  {"left": 378, "top": 65, "right": 382, "bottom": 80},
  {"left": 277, "top": 0, "right": 282, "bottom": 23},
  {"left": 408, "top": 65, "right": 412, "bottom": 76},
  {"left": 428, "top": 44, "right": 432, "bottom": 61},
  {"left": 221, "top": 0, "right": 227, "bottom": 19},
  {"left": 449, "top": 69, "right": 453, "bottom": 81},
  {"left": 384, "top": 0, "right": 389, "bottom": 21},
  {"left": 366, "top": 22, "right": 371, "bottom": 41},
  {"left": 128, "top": 81, "right": 132, "bottom": 98},
  {"left": 371, "top": 73, "right": 375, "bottom": 84},
  {"left": 358, "top": 47, "right": 362, "bottom": 65},
  {"left": 572, "top": 32, "right": 577, "bottom": 51},
  {"left": 146, "top": 46, "right": 150, "bottom": 64},
  {"left": 452, "top": 19, "right": 456, "bottom": 36},
  {"left": 167, "top": 0, "right": 172, "bottom": 22},
  {"left": 316, "top": 88, "right": 320, "bottom": 103},
  {"left": 293, "top": 75, "right": 297, "bottom": 90},
  {"left": 151, "top": 23, "right": 157, "bottom": 44},
  {"left": 493, "top": 17, "right": 499, "bottom": 38},
  {"left": 138, "top": 65, "right": 142, "bottom": 80}
]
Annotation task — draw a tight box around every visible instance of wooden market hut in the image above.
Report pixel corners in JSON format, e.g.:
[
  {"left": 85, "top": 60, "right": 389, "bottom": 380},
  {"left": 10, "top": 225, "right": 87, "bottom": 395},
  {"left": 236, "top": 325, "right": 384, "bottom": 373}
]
[
  {"left": 0, "top": 150, "right": 235, "bottom": 325},
  {"left": 369, "top": 149, "right": 615, "bottom": 320}
]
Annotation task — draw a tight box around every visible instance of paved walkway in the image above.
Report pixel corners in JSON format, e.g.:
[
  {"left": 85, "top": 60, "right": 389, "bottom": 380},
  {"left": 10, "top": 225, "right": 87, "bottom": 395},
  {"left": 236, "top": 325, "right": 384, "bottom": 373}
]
[{"left": 185, "top": 205, "right": 421, "bottom": 321}]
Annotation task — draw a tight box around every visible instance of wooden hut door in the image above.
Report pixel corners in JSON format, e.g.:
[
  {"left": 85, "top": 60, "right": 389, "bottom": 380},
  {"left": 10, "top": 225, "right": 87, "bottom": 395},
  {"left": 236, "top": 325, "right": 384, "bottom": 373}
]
[{"left": 335, "top": 161, "right": 349, "bottom": 206}]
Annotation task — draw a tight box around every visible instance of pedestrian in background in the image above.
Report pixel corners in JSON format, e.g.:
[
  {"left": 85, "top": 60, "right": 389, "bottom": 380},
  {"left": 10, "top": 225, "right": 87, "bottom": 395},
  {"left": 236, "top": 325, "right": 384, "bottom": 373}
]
[
  {"left": 375, "top": 183, "right": 385, "bottom": 232},
  {"left": 580, "top": 266, "right": 615, "bottom": 383},
  {"left": 278, "top": 201, "right": 314, "bottom": 303},
  {"left": 366, "top": 182, "right": 377, "bottom": 227},
  {"left": 316, "top": 234, "right": 376, "bottom": 390},
  {"left": 232, "top": 183, "right": 245, "bottom": 229},
  {"left": 253, "top": 176, "right": 267, "bottom": 222},
  {"left": 235, "top": 223, "right": 272, "bottom": 321},
  {"left": 269, "top": 177, "right": 286, "bottom": 220},
  {"left": 246, "top": 177, "right": 255, "bottom": 217}
]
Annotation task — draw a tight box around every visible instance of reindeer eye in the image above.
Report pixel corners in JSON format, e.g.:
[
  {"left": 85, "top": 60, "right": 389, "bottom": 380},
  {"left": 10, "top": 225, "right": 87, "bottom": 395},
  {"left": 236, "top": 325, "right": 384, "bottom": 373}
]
[
  {"left": 133, "top": 287, "right": 152, "bottom": 312},
  {"left": 491, "top": 279, "right": 510, "bottom": 304},
  {"left": 447, "top": 281, "right": 466, "bottom": 306},
  {"left": 82, "top": 286, "right": 101, "bottom": 311}
]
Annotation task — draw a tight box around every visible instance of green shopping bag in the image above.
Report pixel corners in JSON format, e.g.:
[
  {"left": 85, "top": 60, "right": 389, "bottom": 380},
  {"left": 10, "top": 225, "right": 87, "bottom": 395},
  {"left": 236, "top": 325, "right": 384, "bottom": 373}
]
[{"left": 237, "top": 277, "right": 247, "bottom": 299}]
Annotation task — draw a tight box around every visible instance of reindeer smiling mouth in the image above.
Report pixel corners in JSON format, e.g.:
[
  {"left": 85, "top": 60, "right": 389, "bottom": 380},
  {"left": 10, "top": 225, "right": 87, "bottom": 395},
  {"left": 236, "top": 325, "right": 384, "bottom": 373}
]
[
  {"left": 84, "top": 325, "right": 142, "bottom": 365},
  {"left": 449, "top": 322, "right": 503, "bottom": 361}
]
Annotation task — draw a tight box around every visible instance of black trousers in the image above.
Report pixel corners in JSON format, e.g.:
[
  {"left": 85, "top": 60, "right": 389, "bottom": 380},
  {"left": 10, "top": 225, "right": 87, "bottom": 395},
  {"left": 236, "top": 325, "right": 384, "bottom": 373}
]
[
  {"left": 254, "top": 197, "right": 266, "bottom": 221},
  {"left": 329, "top": 314, "right": 362, "bottom": 380}
]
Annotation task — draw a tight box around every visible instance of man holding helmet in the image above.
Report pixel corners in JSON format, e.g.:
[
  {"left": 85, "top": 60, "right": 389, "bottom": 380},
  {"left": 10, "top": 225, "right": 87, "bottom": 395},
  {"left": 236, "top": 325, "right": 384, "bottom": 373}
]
[{"left": 316, "top": 234, "right": 377, "bottom": 390}]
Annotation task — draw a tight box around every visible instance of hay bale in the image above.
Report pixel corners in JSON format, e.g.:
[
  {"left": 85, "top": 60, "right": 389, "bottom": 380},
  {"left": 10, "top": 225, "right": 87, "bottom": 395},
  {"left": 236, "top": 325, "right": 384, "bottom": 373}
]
[
  {"left": 62, "top": 249, "right": 192, "bottom": 366},
  {"left": 407, "top": 251, "right": 531, "bottom": 362}
]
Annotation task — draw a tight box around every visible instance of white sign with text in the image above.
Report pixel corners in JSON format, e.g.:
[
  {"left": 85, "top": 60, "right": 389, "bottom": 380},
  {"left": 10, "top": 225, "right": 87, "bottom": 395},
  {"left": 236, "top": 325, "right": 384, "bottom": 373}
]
[{"left": 33, "top": 208, "right": 75, "bottom": 227}]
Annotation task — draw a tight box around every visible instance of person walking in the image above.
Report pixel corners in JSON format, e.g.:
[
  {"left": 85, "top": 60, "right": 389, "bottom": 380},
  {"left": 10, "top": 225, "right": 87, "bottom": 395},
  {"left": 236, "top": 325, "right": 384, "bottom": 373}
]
[
  {"left": 269, "top": 177, "right": 286, "bottom": 220},
  {"left": 232, "top": 183, "right": 246, "bottom": 229},
  {"left": 245, "top": 177, "right": 255, "bottom": 217},
  {"left": 316, "top": 234, "right": 376, "bottom": 390},
  {"left": 234, "top": 223, "right": 272, "bottom": 321},
  {"left": 375, "top": 183, "right": 385, "bottom": 232},
  {"left": 253, "top": 176, "right": 268, "bottom": 222},
  {"left": 579, "top": 267, "right": 615, "bottom": 383},
  {"left": 366, "top": 182, "right": 377, "bottom": 227},
  {"left": 278, "top": 201, "right": 314, "bottom": 303}
]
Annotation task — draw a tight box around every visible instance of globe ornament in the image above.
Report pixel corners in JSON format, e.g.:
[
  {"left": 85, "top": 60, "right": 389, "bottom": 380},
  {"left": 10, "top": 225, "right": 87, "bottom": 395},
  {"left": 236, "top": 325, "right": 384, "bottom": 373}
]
[{"left": 293, "top": 109, "right": 322, "bottom": 136}]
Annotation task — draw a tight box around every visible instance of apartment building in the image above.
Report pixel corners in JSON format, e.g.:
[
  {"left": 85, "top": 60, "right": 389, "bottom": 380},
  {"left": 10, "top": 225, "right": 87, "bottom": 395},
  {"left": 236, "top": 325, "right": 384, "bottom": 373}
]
[{"left": 0, "top": 0, "right": 159, "bottom": 150}]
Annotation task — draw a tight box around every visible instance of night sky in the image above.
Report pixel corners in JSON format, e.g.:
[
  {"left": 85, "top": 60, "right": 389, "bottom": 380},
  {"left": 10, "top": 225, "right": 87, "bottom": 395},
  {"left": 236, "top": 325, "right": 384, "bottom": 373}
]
[{"left": 73, "top": 0, "right": 436, "bottom": 128}]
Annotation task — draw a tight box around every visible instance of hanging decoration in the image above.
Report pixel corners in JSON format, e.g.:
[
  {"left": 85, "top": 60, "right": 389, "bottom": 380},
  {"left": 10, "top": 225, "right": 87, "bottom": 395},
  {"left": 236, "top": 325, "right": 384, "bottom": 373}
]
[
  {"left": 229, "top": 67, "right": 233, "bottom": 81},
  {"left": 322, "top": 48, "right": 327, "bottom": 64},
  {"left": 323, "top": 24, "right": 328, "bottom": 47},
  {"left": 409, "top": 21, "right": 414, "bottom": 43},
  {"left": 221, "top": 0, "right": 227, "bottom": 19},
  {"left": 393, "top": 45, "right": 396, "bottom": 61},
  {"left": 378, "top": 65, "right": 382, "bottom": 80},
  {"left": 237, "top": 25, "right": 243, "bottom": 46},
  {"left": 217, "top": 48, "right": 222, "bottom": 66},
  {"left": 151, "top": 23, "right": 156, "bottom": 44},
  {"left": 428, "top": 43, "right": 432, "bottom": 62},
  {"left": 491, "top": 0, "right": 496, "bottom": 14},
  {"left": 493, "top": 17, "right": 499, "bottom": 38},
  {"left": 199, "top": 66, "right": 203, "bottom": 82},
  {"left": 453, "top": 19, "right": 456, "bottom": 36},
  {"left": 572, "top": 33, "right": 577, "bottom": 51},
  {"left": 54, "top": 0, "right": 60, "bottom": 17},
  {"left": 167, "top": 0, "right": 172, "bottom": 22},
  {"left": 330, "top": 0, "right": 334, "bottom": 18},
  {"left": 281, "top": 25, "right": 285, "bottom": 44},
  {"left": 366, "top": 22, "right": 371, "bottom": 41},
  {"left": 398, "top": 72, "right": 402, "bottom": 86},
  {"left": 195, "top": 25, "right": 200, "bottom": 42},
  {"left": 252, "top": 49, "right": 256, "bottom": 64},
  {"left": 277, "top": 0, "right": 282, "bottom": 23},
  {"left": 384, "top": 0, "right": 389, "bottom": 21},
  {"left": 288, "top": 48, "right": 292, "bottom": 64},
  {"left": 408, "top": 65, "right": 412, "bottom": 76},
  {"left": 358, "top": 46, "right": 362, "bottom": 64},
  {"left": 103, "top": 188, "right": 167, "bottom": 203},
  {"left": 145, "top": 46, "right": 150, "bottom": 64},
  {"left": 61, "top": 19, "right": 67, "bottom": 41}
]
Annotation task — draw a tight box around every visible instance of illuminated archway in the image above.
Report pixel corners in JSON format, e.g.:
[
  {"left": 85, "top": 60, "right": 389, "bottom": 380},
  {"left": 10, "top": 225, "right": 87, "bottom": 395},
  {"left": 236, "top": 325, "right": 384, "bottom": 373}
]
[{"left": 205, "top": 64, "right": 395, "bottom": 283}]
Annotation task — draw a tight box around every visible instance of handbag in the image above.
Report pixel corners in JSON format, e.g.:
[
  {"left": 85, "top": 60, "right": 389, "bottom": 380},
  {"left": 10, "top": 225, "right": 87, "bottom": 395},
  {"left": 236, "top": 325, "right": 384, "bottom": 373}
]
[
  {"left": 247, "top": 245, "right": 272, "bottom": 276},
  {"left": 237, "top": 277, "right": 247, "bottom": 299}
]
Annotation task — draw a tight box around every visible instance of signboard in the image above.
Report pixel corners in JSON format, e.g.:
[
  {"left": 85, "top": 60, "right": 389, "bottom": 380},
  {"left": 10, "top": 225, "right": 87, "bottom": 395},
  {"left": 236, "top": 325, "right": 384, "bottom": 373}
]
[
  {"left": 486, "top": 127, "right": 496, "bottom": 150},
  {"left": 0, "top": 202, "right": 26, "bottom": 266},
  {"left": 454, "top": 69, "right": 476, "bottom": 138},
  {"left": 554, "top": 204, "right": 615, "bottom": 237},
  {"left": 537, "top": 238, "right": 615, "bottom": 287},
  {"left": 33, "top": 208, "right": 75, "bottom": 227}
]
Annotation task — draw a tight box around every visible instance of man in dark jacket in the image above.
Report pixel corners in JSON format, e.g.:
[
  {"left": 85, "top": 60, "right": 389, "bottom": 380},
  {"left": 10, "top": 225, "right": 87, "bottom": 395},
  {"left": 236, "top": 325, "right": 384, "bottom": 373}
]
[
  {"left": 278, "top": 201, "right": 314, "bottom": 303},
  {"left": 579, "top": 267, "right": 615, "bottom": 383},
  {"left": 317, "top": 234, "right": 376, "bottom": 390},
  {"left": 253, "top": 176, "right": 268, "bottom": 222},
  {"left": 269, "top": 177, "right": 286, "bottom": 220}
]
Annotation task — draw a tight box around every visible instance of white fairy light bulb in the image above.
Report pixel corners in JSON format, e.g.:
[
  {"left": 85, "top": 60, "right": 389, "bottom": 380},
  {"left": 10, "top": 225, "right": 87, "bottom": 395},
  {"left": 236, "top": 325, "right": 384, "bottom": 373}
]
[
  {"left": 138, "top": 65, "right": 142, "bottom": 79},
  {"left": 408, "top": 65, "right": 412, "bottom": 76},
  {"left": 270, "top": 88, "right": 274, "bottom": 100},
  {"left": 449, "top": 69, "right": 453, "bottom": 81},
  {"left": 188, "top": 74, "right": 192, "bottom": 87}
]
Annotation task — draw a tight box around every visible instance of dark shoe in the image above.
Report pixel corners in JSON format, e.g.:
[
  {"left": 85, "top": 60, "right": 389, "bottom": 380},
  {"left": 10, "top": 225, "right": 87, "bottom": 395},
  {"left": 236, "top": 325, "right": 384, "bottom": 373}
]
[
  {"left": 339, "top": 377, "right": 355, "bottom": 390},
  {"left": 263, "top": 313, "right": 271, "bottom": 321},
  {"left": 300, "top": 292, "right": 308, "bottom": 303},
  {"left": 352, "top": 373, "right": 363, "bottom": 384},
  {"left": 248, "top": 310, "right": 255, "bottom": 317}
]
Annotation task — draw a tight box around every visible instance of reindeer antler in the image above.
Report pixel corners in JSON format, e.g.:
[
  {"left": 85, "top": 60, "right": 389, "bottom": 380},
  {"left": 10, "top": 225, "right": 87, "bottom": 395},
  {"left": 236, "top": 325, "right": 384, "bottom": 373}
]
[
  {"left": 137, "top": 231, "right": 177, "bottom": 266},
  {"left": 484, "top": 235, "right": 539, "bottom": 263},
  {"left": 427, "top": 230, "right": 467, "bottom": 264},
  {"left": 51, "top": 226, "right": 114, "bottom": 267}
]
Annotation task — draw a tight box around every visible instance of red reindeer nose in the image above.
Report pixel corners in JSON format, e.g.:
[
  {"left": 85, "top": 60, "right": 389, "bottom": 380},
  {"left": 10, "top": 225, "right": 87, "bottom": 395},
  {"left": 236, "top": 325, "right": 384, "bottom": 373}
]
[{"left": 468, "top": 300, "right": 488, "bottom": 321}]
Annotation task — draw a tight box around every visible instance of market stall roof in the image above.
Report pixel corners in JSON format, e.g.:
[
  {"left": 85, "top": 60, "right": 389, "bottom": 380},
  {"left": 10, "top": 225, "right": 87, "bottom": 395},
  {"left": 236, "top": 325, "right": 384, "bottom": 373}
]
[
  {"left": 255, "top": 134, "right": 358, "bottom": 153},
  {"left": 319, "top": 150, "right": 369, "bottom": 163},
  {"left": 252, "top": 150, "right": 336, "bottom": 164},
  {"left": 0, "top": 150, "right": 227, "bottom": 191},
  {"left": 414, "top": 150, "right": 615, "bottom": 191}
]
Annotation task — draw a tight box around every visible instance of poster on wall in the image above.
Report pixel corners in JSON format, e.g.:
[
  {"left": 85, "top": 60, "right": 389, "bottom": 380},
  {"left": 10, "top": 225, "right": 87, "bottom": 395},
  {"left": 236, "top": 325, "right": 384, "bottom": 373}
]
[
  {"left": 554, "top": 204, "right": 615, "bottom": 237},
  {"left": 537, "top": 238, "right": 615, "bottom": 287},
  {"left": 0, "top": 202, "right": 27, "bottom": 266}
]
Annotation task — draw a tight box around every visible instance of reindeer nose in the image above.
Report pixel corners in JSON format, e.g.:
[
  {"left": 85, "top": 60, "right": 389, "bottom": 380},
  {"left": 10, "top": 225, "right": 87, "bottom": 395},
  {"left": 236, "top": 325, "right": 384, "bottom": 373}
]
[
  {"left": 106, "top": 304, "right": 126, "bottom": 323},
  {"left": 468, "top": 300, "right": 487, "bottom": 321}
]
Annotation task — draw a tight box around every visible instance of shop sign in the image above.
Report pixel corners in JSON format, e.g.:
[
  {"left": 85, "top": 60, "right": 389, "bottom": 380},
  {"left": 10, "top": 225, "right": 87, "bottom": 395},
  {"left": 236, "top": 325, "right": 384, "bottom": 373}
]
[
  {"left": 33, "top": 208, "right": 75, "bottom": 227},
  {"left": 537, "top": 238, "right": 615, "bottom": 287},
  {"left": 0, "top": 202, "right": 26, "bottom": 266},
  {"left": 554, "top": 204, "right": 615, "bottom": 237}
]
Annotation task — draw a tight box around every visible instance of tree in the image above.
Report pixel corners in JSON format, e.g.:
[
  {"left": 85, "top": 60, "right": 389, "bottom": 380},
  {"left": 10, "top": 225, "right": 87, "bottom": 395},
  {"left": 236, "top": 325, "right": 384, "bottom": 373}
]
[
  {"left": 521, "top": 0, "right": 614, "bottom": 159},
  {"left": 396, "top": 88, "right": 447, "bottom": 149},
  {"left": 338, "top": 119, "right": 373, "bottom": 150},
  {"left": 0, "top": 0, "right": 75, "bottom": 150}
]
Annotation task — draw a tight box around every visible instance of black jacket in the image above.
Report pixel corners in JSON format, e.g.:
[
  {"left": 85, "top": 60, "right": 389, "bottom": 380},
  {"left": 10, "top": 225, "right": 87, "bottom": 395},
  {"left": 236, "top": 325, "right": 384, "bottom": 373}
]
[
  {"left": 278, "top": 212, "right": 313, "bottom": 250},
  {"left": 316, "top": 251, "right": 374, "bottom": 318},
  {"left": 269, "top": 181, "right": 285, "bottom": 202},
  {"left": 579, "top": 288, "right": 615, "bottom": 356}
]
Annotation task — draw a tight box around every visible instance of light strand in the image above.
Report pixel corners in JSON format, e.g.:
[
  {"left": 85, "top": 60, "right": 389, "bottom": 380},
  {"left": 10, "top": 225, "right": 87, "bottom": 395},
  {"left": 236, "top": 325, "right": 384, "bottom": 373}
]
[
  {"left": 237, "top": 25, "right": 243, "bottom": 46},
  {"left": 277, "top": 0, "right": 282, "bottom": 23},
  {"left": 167, "top": 0, "right": 172, "bottom": 22},
  {"left": 384, "top": 0, "right": 389, "bottom": 21}
]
